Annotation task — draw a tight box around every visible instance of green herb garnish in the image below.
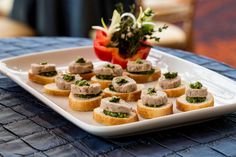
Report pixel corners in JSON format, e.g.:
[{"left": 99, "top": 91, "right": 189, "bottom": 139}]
[
  {"left": 103, "top": 110, "right": 128, "bottom": 118},
  {"left": 164, "top": 72, "right": 178, "bottom": 79},
  {"left": 135, "top": 59, "right": 143, "bottom": 64},
  {"left": 75, "top": 80, "right": 89, "bottom": 86},
  {"left": 105, "top": 64, "right": 115, "bottom": 69},
  {"left": 109, "top": 96, "right": 120, "bottom": 103},
  {"left": 190, "top": 82, "right": 203, "bottom": 89},
  {"left": 39, "top": 71, "right": 57, "bottom": 77},
  {"left": 116, "top": 78, "right": 128, "bottom": 85},
  {"left": 127, "top": 68, "right": 155, "bottom": 75},
  {"left": 75, "top": 92, "right": 101, "bottom": 99},
  {"left": 186, "top": 97, "right": 206, "bottom": 103},
  {"left": 96, "top": 75, "right": 114, "bottom": 80},
  {"left": 76, "top": 57, "right": 86, "bottom": 63},
  {"left": 40, "top": 62, "right": 47, "bottom": 65},
  {"left": 145, "top": 104, "right": 164, "bottom": 108},
  {"left": 63, "top": 74, "right": 75, "bottom": 82},
  {"left": 147, "top": 88, "right": 156, "bottom": 95},
  {"left": 109, "top": 84, "right": 115, "bottom": 91}
]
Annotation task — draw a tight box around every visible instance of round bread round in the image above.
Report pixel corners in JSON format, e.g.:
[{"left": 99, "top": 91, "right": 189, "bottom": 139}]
[
  {"left": 155, "top": 81, "right": 186, "bottom": 98},
  {"left": 69, "top": 93, "right": 102, "bottom": 111},
  {"left": 28, "top": 70, "right": 56, "bottom": 85},
  {"left": 176, "top": 93, "right": 214, "bottom": 112},
  {"left": 123, "top": 67, "right": 161, "bottom": 83},
  {"left": 91, "top": 76, "right": 112, "bottom": 89},
  {"left": 93, "top": 107, "right": 138, "bottom": 125},
  {"left": 43, "top": 83, "right": 70, "bottom": 96},
  {"left": 137, "top": 99, "right": 173, "bottom": 119},
  {"left": 80, "top": 72, "right": 95, "bottom": 80},
  {"left": 103, "top": 84, "right": 143, "bottom": 102}
]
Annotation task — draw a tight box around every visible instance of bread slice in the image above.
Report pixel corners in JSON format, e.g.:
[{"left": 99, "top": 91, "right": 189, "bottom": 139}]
[
  {"left": 176, "top": 93, "right": 214, "bottom": 112},
  {"left": 80, "top": 72, "right": 95, "bottom": 80},
  {"left": 43, "top": 83, "right": 70, "bottom": 96},
  {"left": 103, "top": 84, "right": 144, "bottom": 102},
  {"left": 69, "top": 93, "right": 102, "bottom": 111},
  {"left": 155, "top": 81, "right": 186, "bottom": 98},
  {"left": 137, "top": 99, "right": 173, "bottom": 119},
  {"left": 91, "top": 76, "right": 112, "bottom": 89},
  {"left": 93, "top": 107, "right": 138, "bottom": 125},
  {"left": 123, "top": 67, "right": 161, "bottom": 83},
  {"left": 28, "top": 70, "right": 56, "bottom": 85}
]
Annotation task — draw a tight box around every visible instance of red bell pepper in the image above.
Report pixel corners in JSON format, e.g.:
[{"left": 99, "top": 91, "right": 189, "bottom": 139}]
[{"left": 93, "top": 30, "right": 151, "bottom": 69}]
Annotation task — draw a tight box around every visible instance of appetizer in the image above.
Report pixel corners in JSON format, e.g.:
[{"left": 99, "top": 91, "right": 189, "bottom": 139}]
[
  {"left": 176, "top": 81, "right": 214, "bottom": 111},
  {"left": 44, "top": 73, "right": 82, "bottom": 96},
  {"left": 91, "top": 63, "right": 123, "bottom": 89},
  {"left": 124, "top": 59, "right": 161, "bottom": 83},
  {"left": 137, "top": 88, "right": 173, "bottom": 119},
  {"left": 93, "top": 96, "right": 138, "bottom": 125},
  {"left": 28, "top": 62, "right": 58, "bottom": 85},
  {"left": 103, "top": 76, "right": 143, "bottom": 102},
  {"left": 68, "top": 56, "right": 94, "bottom": 80},
  {"left": 69, "top": 80, "right": 102, "bottom": 111},
  {"left": 156, "top": 72, "right": 186, "bottom": 97}
]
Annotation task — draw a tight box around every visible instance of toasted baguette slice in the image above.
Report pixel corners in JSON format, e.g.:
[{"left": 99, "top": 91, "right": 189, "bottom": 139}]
[
  {"left": 123, "top": 67, "right": 161, "bottom": 83},
  {"left": 43, "top": 83, "right": 70, "bottom": 96},
  {"left": 137, "top": 100, "right": 173, "bottom": 119},
  {"left": 176, "top": 93, "right": 214, "bottom": 112},
  {"left": 93, "top": 107, "right": 138, "bottom": 125},
  {"left": 103, "top": 84, "right": 144, "bottom": 102},
  {"left": 91, "top": 76, "right": 112, "bottom": 89},
  {"left": 28, "top": 70, "right": 56, "bottom": 85},
  {"left": 155, "top": 81, "right": 186, "bottom": 98},
  {"left": 69, "top": 93, "right": 102, "bottom": 111},
  {"left": 80, "top": 72, "right": 95, "bottom": 80}
]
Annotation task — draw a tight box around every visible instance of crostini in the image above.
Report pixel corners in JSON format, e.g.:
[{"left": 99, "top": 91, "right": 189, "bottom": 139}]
[
  {"left": 137, "top": 88, "right": 173, "bottom": 119},
  {"left": 91, "top": 63, "right": 123, "bottom": 89},
  {"left": 68, "top": 56, "right": 94, "bottom": 80},
  {"left": 123, "top": 59, "right": 161, "bottom": 83},
  {"left": 69, "top": 80, "right": 102, "bottom": 111},
  {"left": 176, "top": 81, "right": 214, "bottom": 111},
  {"left": 103, "top": 76, "right": 143, "bottom": 102},
  {"left": 155, "top": 72, "right": 186, "bottom": 97},
  {"left": 93, "top": 96, "right": 138, "bottom": 125},
  {"left": 44, "top": 73, "right": 82, "bottom": 96},
  {"left": 28, "top": 62, "right": 58, "bottom": 85}
]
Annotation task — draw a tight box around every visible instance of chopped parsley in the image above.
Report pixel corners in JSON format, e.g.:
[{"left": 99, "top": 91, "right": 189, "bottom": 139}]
[
  {"left": 105, "top": 64, "right": 115, "bottom": 69},
  {"left": 76, "top": 57, "right": 86, "bottom": 63},
  {"left": 96, "top": 75, "right": 114, "bottom": 80},
  {"left": 63, "top": 74, "right": 75, "bottom": 82},
  {"left": 163, "top": 72, "right": 178, "bottom": 79},
  {"left": 40, "top": 62, "right": 47, "bottom": 65},
  {"left": 109, "top": 84, "right": 115, "bottom": 91},
  {"left": 109, "top": 96, "right": 120, "bottom": 103},
  {"left": 116, "top": 78, "right": 128, "bottom": 85},
  {"left": 147, "top": 88, "right": 156, "bottom": 95},
  {"left": 135, "top": 59, "right": 143, "bottom": 64},
  {"left": 186, "top": 97, "right": 206, "bottom": 103},
  {"left": 75, "top": 92, "right": 101, "bottom": 99},
  {"left": 145, "top": 104, "right": 164, "bottom": 108},
  {"left": 127, "top": 68, "right": 155, "bottom": 75},
  {"left": 39, "top": 71, "right": 57, "bottom": 77},
  {"left": 103, "top": 110, "right": 128, "bottom": 118},
  {"left": 190, "top": 82, "right": 203, "bottom": 89},
  {"left": 75, "top": 80, "right": 89, "bottom": 86}
]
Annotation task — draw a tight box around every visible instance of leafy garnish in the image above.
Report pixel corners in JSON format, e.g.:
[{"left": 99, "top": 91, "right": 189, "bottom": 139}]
[
  {"left": 147, "top": 88, "right": 156, "bottom": 95},
  {"left": 105, "top": 64, "right": 115, "bottom": 68},
  {"left": 75, "top": 92, "right": 101, "bottom": 99},
  {"left": 76, "top": 57, "right": 86, "bottom": 63},
  {"left": 96, "top": 75, "right": 114, "bottom": 80},
  {"left": 145, "top": 103, "right": 164, "bottom": 108},
  {"left": 75, "top": 80, "right": 89, "bottom": 86},
  {"left": 63, "top": 74, "right": 75, "bottom": 82},
  {"left": 163, "top": 72, "right": 178, "bottom": 79},
  {"left": 135, "top": 58, "right": 143, "bottom": 64},
  {"left": 39, "top": 71, "right": 57, "bottom": 77},
  {"left": 186, "top": 97, "right": 206, "bottom": 103},
  {"left": 103, "top": 110, "right": 128, "bottom": 118},
  {"left": 127, "top": 68, "right": 155, "bottom": 75},
  {"left": 109, "top": 96, "right": 120, "bottom": 103},
  {"left": 116, "top": 78, "right": 128, "bottom": 85},
  {"left": 40, "top": 62, "right": 47, "bottom": 65},
  {"left": 190, "top": 82, "right": 203, "bottom": 89}
]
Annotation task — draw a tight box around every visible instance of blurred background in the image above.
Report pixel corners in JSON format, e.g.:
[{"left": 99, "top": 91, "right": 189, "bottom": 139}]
[{"left": 0, "top": 0, "right": 235, "bottom": 67}]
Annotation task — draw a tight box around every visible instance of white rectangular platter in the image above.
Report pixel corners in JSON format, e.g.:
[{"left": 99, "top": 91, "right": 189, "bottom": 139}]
[{"left": 1, "top": 46, "right": 236, "bottom": 137}]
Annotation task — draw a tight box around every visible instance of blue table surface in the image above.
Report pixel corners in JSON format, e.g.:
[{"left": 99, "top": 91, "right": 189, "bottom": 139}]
[{"left": 0, "top": 37, "right": 236, "bottom": 157}]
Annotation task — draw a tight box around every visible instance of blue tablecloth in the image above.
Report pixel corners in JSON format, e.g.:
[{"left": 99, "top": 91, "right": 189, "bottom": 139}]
[{"left": 0, "top": 37, "right": 236, "bottom": 157}]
